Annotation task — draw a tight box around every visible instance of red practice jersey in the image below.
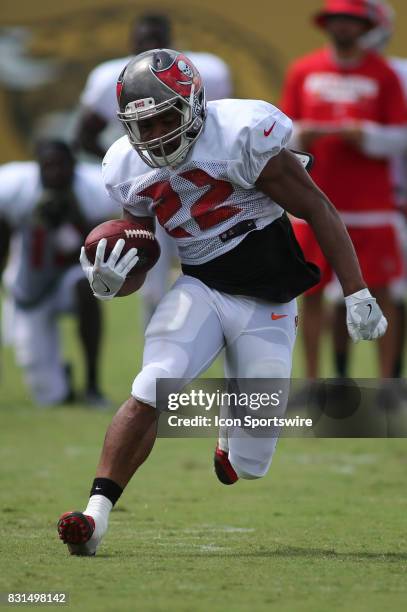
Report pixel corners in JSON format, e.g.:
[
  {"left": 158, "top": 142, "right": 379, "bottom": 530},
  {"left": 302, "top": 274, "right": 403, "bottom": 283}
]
[{"left": 281, "top": 47, "right": 407, "bottom": 212}]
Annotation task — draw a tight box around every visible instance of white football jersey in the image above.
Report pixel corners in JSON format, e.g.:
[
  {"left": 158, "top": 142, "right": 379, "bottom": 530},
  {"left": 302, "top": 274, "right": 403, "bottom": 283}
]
[
  {"left": 80, "top": 51, "right": 233, "bottom": 124},
  {"left": 0, "top": 162, "right": 118, "bottom": 304},
  {"left": 103, "top": 99, "right": 292, "bottom": 265},
  {"left": 0, "top": 161, "right": 118, "bottom": 226}
]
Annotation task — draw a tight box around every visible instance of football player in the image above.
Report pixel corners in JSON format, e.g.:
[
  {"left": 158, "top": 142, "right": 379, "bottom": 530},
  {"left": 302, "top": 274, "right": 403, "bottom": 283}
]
[
  {"left": 281, "top": 0, "right": 407, "bottom": 380},
  {"left": 58, "top": 50, "right": 387, "bottom": 555},
  {"left": 76, "top": 12, "right": 233, "bottom": 326},
  {"left": 0, "top": 140, "right": 117, "bottom": 405},
  {"left": 328, "top": 0, "right": 407, "bottom": 382}
]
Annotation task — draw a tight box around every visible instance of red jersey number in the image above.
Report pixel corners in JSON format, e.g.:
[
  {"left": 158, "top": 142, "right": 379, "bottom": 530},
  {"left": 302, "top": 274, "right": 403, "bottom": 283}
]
[{"left": 138, "top": 169, "right": 238, "bottom": 237}]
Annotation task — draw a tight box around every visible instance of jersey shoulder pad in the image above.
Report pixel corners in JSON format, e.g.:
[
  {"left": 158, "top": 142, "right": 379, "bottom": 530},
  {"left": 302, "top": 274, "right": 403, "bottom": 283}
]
[
  {"left": 203, "top": 99, "right": 292, "bottom": 188},
  {"left": 206, "top": 99, "right": 292, "bottom": 156}
]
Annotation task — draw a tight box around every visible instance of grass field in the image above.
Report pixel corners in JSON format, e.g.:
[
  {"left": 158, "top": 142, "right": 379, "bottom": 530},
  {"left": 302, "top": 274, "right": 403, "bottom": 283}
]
[{"left": 1, "top": 293, "right": 406, "bottom": 611}]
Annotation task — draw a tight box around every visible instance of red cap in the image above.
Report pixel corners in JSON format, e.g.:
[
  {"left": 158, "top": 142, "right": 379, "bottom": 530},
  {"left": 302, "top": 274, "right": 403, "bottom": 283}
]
[{"left": 314, "top": 0, "right": 378, "bottom": 28}]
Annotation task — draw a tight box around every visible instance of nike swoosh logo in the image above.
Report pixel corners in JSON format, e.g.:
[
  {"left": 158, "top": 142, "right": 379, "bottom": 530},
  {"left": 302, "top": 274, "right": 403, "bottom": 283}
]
[
  {"left": 264, "top": 121, "right": 276, "bottom": 137},
  {"left": 367, "top": 304, "right": 372, "bottom": 319},
  {"left": 93, "top": 274, "right": 110, "bottom": 294},
  {"left": 271, "top": 313, "right": 288, "bottom": 320}
]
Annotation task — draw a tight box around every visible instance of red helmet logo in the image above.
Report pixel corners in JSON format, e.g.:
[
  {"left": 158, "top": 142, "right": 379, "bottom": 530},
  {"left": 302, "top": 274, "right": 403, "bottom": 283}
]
[
  {"left": 116, "top": 66, "right": 126, "bottom": 103},
  {"left": 152, "top": 53, "right": 202, "bottom": 98}
]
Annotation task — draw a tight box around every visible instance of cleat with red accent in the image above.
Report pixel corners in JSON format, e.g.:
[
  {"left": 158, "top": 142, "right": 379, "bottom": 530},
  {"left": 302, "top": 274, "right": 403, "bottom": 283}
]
[
  {"left": 57, "top": 511, "right": 98, "bottom": 556},
  {"left": 214, "top": 445, "right": 239, "bottom": 485}
]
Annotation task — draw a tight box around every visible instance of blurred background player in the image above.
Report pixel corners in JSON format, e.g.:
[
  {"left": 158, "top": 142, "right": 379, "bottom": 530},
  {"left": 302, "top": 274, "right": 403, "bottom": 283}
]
[
  {"left": 386, "top": 18, "right": 407, "bottom": 383},
  {"left": 0, "top": 140, "right": 117, "bottom": 406},
  {"left": 75, "top": 12, "right": 233, "bottom": 325},
  {"left": 281, "top": 0, "right": 407, "bottom": 380},
  {"left": 330, "top": 0, "right": 407, "bottom": 382}
]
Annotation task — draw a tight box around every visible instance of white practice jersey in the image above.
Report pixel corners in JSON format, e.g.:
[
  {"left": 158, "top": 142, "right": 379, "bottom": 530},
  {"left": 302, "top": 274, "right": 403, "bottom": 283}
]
[
  {"left": 80, "top": 51, "right": 233, "bottom": 124},
  {"left": 103, "top": 99, "right": 292, "bottom": 265},
  {"left": 0, "top": 162, "right": 118, "bottom": 305},
  {"left": 0, "top": 161, "right": 117, "bottom": 227}
]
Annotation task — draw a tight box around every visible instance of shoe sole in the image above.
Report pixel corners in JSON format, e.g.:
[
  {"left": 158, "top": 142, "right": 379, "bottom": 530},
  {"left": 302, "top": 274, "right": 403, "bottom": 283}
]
[{"left": 57, "top": 511, "right": 96, "bottom": 556}]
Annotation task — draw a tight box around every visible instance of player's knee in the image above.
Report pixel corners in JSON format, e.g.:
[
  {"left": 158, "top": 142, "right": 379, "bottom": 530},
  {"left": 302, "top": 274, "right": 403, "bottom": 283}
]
[
  {"left": 23, "top": 363, "right": 68, "bottom": 405},
  {"left": 132, "top": 363, "right": 178, "bottom": 409},
  {"left": 14, "top": 337, "right": 43, "bottom": 369}
]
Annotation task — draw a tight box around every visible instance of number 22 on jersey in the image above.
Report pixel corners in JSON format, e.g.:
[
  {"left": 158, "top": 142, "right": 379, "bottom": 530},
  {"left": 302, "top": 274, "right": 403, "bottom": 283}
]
[{"left": 139, "top": 169, "right": 239, "bottom": 237}]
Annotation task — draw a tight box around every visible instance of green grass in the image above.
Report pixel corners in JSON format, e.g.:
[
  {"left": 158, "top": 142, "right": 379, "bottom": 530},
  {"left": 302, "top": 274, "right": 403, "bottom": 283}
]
[{"left": 1, "top": 294, "right": 406, "bottom": 611}]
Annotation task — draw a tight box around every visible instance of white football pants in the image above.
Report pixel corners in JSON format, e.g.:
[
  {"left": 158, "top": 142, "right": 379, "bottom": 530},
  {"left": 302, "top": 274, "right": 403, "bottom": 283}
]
[
  {"left": 12, "top": 266, "right": 85, "bottom": 405},
  {"left": 140, "top": 223, "right": 179, "bottom": 327},
  {"left": 132, "top": 274, "right": 298, "bottom": 479}
]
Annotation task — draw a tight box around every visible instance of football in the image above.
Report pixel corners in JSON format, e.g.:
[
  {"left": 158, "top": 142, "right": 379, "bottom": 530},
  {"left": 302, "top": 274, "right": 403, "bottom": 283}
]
[{"left": 84, "top": 219, "right": 161, "bottom": 296}]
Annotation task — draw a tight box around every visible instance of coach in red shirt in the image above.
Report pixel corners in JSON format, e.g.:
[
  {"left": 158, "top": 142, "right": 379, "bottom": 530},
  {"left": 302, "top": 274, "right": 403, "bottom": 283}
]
[{"left": 281, "top": 0, "right": 407, "bottom": 379}]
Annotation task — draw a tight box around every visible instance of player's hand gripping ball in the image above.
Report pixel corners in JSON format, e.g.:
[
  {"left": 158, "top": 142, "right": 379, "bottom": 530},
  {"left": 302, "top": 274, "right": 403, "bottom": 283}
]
[{"left": 84, "top": 219, "right": 160, "bottom": 296}]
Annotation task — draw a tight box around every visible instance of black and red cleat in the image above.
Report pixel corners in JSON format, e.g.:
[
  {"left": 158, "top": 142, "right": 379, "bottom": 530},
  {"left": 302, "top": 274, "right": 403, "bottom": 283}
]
[
  {"left": 57, "top": 511, "right": 96, "bottom": 556},
  {"left": 214, "top": 445, "right": 239, "bottom": 485}
]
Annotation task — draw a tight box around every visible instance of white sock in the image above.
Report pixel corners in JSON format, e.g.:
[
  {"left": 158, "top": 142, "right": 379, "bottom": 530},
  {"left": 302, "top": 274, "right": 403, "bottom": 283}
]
[
  {"left": 84, "top": 494, "right": 112, "bottom": 540},
  {"left": 218, "top": 433, "right": 229, "bottom": 453},
  {"left": 218, "top": 401, "right": 229, "bottom": 452}
]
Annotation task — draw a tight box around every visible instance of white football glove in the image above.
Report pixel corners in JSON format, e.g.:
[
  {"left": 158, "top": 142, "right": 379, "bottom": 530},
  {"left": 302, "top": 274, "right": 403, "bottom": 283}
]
[
  {"left": 345, "top": 288, "right": 388, "bottom": 343},
  {"left": 80, "top": 238, "right": 139, "bottom": 301}
]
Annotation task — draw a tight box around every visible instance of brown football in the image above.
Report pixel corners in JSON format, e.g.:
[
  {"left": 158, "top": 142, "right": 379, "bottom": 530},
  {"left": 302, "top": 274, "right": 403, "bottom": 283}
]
[{"left": 84, "top": 219, "right": 160, "bottom": 297}]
